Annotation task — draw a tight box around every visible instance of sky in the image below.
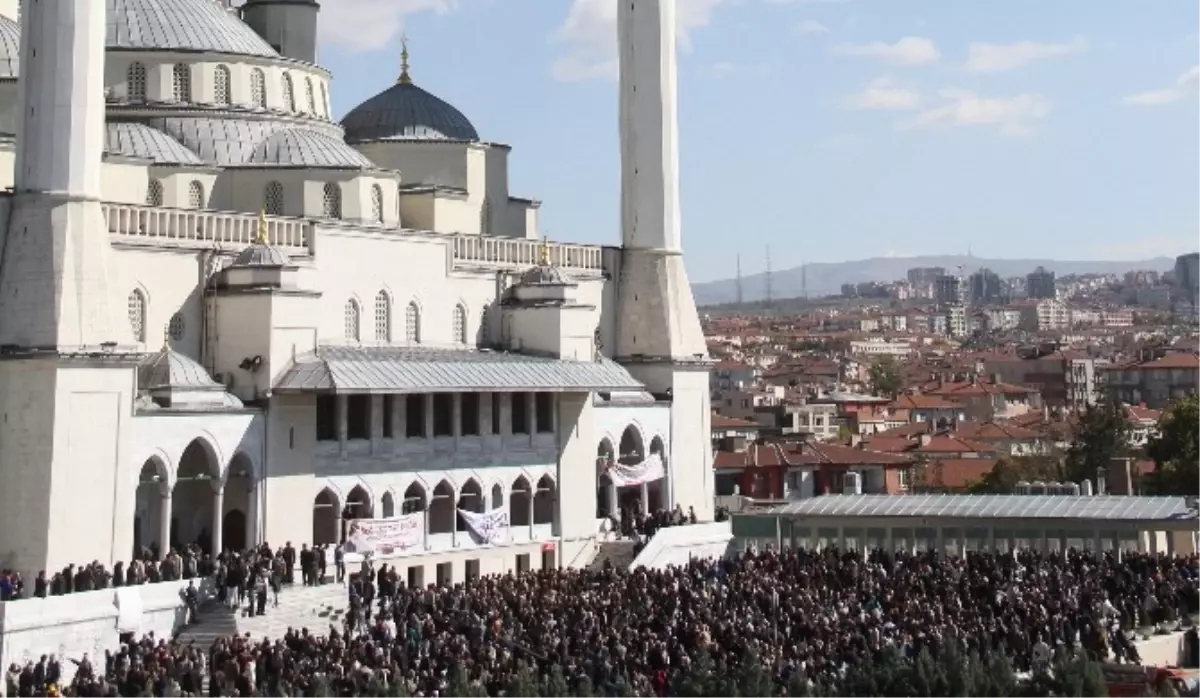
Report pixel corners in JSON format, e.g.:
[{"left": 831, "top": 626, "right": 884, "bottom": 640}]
[{"left": 314, "top": 0, "right": 1200, "bottom": 282}]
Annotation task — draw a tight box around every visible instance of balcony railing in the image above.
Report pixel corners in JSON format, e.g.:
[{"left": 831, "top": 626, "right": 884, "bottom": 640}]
[
  {"left": 102, "top": 203, "right": 312, "bottom": 250},
  {"left": 451, "top": 235, "right": 604, "bottom": 273}
]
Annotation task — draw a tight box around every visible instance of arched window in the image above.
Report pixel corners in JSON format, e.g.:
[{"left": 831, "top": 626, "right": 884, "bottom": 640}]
[
  {"left": 172, "top": 64, "right": 192, "bottom": 102},
  {"left": 479, "top": 306, "right": 490, "bottom": 345},
  {"left": 374, "top": 291, "right": 391, "bottom": 342},
  {"left": 264, "top": 181, "right": 284, "bottom": 215},
  {"left": 305, "top": 77, "right": 316, "bottom": 113},
  {"left": 405, "top": 302, "right": 420, "bottom": 344},
  {"left": 127, "top": 290, "right": 146, "bottom": 343},
  {"left": 281, "top": 72, "right": 295, "bottom": 112},
  {"left": 344, "top": 299, "right": 361, "bottom": 342},
  {"left": 322, "top": 182, "right": 342, "bottom": 219},
  {"left": 146, "top": 179, "right": 164, "bottom": 207},
  {"left": 370, "top": 184, "right": 383, "bottom": 223},
  {"left": 452, "top": 304, "right": 467, "bottom": 345},
  {"left": 168, "top": 312, "right": 185, "bottom": 342},
  {"left": 480, "top": 200, "right": 490, "bottom": 235},
  {"left": 213, "top": 64, "right": 231, "bottom": 105},
  {"left": 250, "top": 68, "right": 266, "bottom": 108},
  {"left": 320, "top": 82, "right": 330, "bottom": 116},
  {"left": 127, "top": 62, "right": 147, "bottom": 102},
  {"left": 187, "top": 180, "right": 205, "bottom": 209}
]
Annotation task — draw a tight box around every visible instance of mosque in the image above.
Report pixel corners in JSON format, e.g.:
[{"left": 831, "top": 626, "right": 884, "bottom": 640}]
[{"left": 0, "top": 0, "right": 713, "bottom": 583}]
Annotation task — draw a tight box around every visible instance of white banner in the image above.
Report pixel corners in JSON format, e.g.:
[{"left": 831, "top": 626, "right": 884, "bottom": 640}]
[
  {"left": 344, "top": 514, "right": 424, "bottom": 556},
  {"left": 607, "top": 454, "right": 665, "bottom": 487},
  {"left": 458, "top": 508, "right": 511, "bottom": 545}
]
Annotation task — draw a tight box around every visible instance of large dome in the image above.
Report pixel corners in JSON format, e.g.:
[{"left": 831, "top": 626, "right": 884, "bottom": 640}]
[
  {"left": 0, "top": 14, "right": 17, "bottom": 79},
  {"left": 341, "top": 81, "right": 479, "bottom": 144},
  {"left": 106, "top": 0, "right": 279, "bottom": 58}
]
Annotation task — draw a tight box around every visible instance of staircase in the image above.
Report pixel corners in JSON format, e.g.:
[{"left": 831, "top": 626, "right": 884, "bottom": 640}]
[
  {"left": 588, "top": 541, "right": 638, "bottom": 571},
  {"left": 176, "top": 582, "right": 351, "bottom": 650}
]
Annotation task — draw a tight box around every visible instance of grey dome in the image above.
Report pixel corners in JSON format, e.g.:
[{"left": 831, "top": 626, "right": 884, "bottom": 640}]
[
  {"left": 341, "top": 82, "right": 479, "bottom": 144},
  {"left": 232, "top": 241, "right": 291, "bottom": 267},
  {"left": 106, "top": 123, "right": 203, "bottom": 165},
  {"left": 0, "top": 15, "right": 17, "bottom": 79},
  {"left": 107, "top": 0, "right": 278, "bottom": 58},
  {"left": 520, "top": 264, "right": 575, "bottom": 287},
  {"left": 248, "top": 128, "right": 376, "bottom": 169},
  {"left": 138, "top": 347, "right": 224, "bottom": 392}
]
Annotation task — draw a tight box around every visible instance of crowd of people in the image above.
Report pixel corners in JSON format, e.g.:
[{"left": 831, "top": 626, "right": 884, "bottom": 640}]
[{"left": 5, "top": 545, "right": 1195, "bottom": 697}]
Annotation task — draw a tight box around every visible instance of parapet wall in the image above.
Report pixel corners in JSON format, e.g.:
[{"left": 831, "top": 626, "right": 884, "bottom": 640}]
[
  {"left": 0, "top": 578, "right": 215, "bottom": 695},
  {"left": 631, "top": 521, "right": 734, "bottom": 570}
]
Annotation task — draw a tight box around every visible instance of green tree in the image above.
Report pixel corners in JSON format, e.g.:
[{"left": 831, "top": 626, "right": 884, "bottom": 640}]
[
  {"left": 1065, "top": 399, "right": 1131, "bottom": 484},
  {"left": 966, "top": 454, "right": 1065, "bottom": 494},
  {"left": 1145, "top": 395, "right": 1199, "bottom": 495},
  {"left": 868, "top": 355, "right": 906, "bottom": 399}
]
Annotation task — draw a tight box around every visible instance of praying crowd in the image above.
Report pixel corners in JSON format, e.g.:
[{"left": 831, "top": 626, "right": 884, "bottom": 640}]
[{"left": 5, "top": 545, "right": 1196, "bottom": 697}]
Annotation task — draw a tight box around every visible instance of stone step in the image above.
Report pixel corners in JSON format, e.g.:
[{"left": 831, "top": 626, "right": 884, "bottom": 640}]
[{"left": 589, "top": 541, "right": 637, "bottom": 571}]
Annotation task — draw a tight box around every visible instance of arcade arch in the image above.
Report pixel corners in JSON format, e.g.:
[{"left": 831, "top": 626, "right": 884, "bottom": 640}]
[
  {"left": 313, "top": 488, "right": 340, "bottom": 545},
  {"left": 171, "top": 439, "right": 220, "bottom": 553},
  {"left": 134, "top": 457, "right": 170, "bottom": 558}
]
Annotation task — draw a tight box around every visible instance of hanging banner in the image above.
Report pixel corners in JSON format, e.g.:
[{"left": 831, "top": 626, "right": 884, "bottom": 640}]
[
  {"left": 606, "top": 454, "right": 665, "bottom": 487},
  {"left": 343, "top": 514, "right": 424, "bottom": 556},
  {"left": 458, "top": 508, "right": 511, "bottom": 545}
]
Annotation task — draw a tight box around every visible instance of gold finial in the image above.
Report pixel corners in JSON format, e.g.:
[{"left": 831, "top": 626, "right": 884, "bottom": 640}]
[
  {"left": 538, "top": 236, "right": 552, "bottom": 267},
  {"left": 398, "top": 33, "right": 412, "bottom": 84},
  {"left": 162, "top": 323, "right": 171, "bottom": 352},
  {"left": 256, "top": 208, "right": 268, "bottom": 245}
]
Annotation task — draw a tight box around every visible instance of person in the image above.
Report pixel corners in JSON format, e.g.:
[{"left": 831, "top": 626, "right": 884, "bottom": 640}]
[
  {"left": 254, "top": 568, "right": 268, "bottom": 616},
  {"left": 183, "top": 580, "right": 199, "bottom": 625},
  {"left": 300, "top": 544, "right": 315, "bottom": 586},
  {"left": 335, "top": 543, "right": 347, "bottom": 584}
]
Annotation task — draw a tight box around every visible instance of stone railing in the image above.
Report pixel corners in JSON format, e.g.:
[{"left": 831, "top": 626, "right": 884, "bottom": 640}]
[
  {"left": 103, "top": 203, "right": 312, "bottom": 250},
  {"left": 451, "top": 234, "right": 604, "bottom": 273}
]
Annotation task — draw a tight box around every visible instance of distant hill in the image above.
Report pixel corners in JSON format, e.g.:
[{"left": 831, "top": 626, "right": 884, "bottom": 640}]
[{"left": 693, "top": 254, "right": 1181, "bottom": 306}]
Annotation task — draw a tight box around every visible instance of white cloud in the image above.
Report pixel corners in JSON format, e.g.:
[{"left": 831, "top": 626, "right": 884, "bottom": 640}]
[
  {"left": 316, "top": 0, "right": 459, "bottom": 52},
  {"left": 832, "top": 37, "right": 939, "bottom": 66},
  {"left": 840, "top": 77, "right": 921, "bottom": 110},
  {"left": 1122, "top": 66, "right": 1200, "bottom": 106},
  {"left": 794, "top": 20, "right": 829, "bottom": 35},
  {"left": 963, "top": 38, "right": 1086, "bottom": 73},
  {"left": 551, "top": 0, "right": 724, "bottom": 82},
  {"left": 901, "top": 89, "right": 1051, "bottom": 137}
]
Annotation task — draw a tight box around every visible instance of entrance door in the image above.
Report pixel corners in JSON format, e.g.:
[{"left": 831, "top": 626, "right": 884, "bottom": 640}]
[{"left": 223, "top": 510, "right": 247, "bottom": 552}]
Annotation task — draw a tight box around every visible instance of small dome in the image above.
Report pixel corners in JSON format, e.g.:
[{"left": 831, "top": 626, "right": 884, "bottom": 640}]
[
  {"left": 106, "top": 123, "right": 203, "bottom": 165},
  {"left": 138, "top": 347, "right": 224, "bottom": 393},
  {"left": 231, "top": 241, "right": 291, "bottom": 267},
  {"left": 247, "top": 128, "right": 376, "bottom": 169},
  {"left": 341, "top": 81, "right": 479, "bottom": 144},
  {"left": 520, "top": 264, "right": 575, "bottom": 287},
  {"left": 107, "top": 0, "right": 279, "bottom": 58},
  {"left": 0, "top": 15, "right": 17, "bottom": 79}
]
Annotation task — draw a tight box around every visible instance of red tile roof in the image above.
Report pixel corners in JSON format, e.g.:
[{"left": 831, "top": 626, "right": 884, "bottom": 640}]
[
  {"left": 954, "top": 420, "right": 1044, "bottom": 441},
  {"left": 889, "top": 394, "right": 963, "bottom": 410},
  {"left": 711, "top": 413, "right": 760, "bottom": 429},
  {"left": 914, "top": 435, "right": 995, "bottom": 455},
  {"left": 922, "top": 458, "right": 1000, "bottom": 489}
]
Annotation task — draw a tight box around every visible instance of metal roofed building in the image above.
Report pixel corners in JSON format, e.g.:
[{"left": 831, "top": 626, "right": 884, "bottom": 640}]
[{"left": 732, "top": 494, "right": 1199, "bottom": 558}]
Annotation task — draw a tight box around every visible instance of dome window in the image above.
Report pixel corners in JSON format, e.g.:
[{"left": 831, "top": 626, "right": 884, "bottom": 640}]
[
  {"left": 146, "top": 179, "right": 164, "bottom": 207},
  {"left": 321, "top": 83, "right": 330, "bottom": 117},
  {"left": 187, "top": 180, "right": 205, "bottom": 209},
  {"left": 374, "top": 291, "right": 391, "bottom": 342},
  {"left": 305, "top": 77, "right": 316, "bottom": 114},
  {"left": 322, "top": 182, "right": 342, "bottom": 219},
  {"left": 250, "top": 68, "right": 266, "bottom": 108},
  {"left": 344, "top": 299, "right": 361, "bottom": 342},
  {"left": 172, "top": 64, "right": 192, "bottom": 102},
  {"left": 127, "top": 62, "right": 147, "bottom": 102},
  {"left": 370, "top": 184, "right": 384, "bottom": 223},
  {"left": 214, "top": 65, "right": 231, "bottom": 106},
  {"left": 127, "top": 290, "right": 147, "bottom": 343},
  {"left": 282, "top": 72, "right": 295, "bottom": 112},
  {"left": 405, "top": 302, "right": 421, "bottom": 344},
  {"left": 453, "top": 304, "right": 467, "bottom": 345},
  {"left": 264, "top": 181, "right": 284, "bottom": 216}
]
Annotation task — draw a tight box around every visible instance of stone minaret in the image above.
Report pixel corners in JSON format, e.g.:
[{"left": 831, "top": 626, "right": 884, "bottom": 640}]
[
  {"left": 615, "top": 0, "right": 714, "bottom": 520},
  {"left": 0, "top": 0, "right": 138, "bottom": 576}
]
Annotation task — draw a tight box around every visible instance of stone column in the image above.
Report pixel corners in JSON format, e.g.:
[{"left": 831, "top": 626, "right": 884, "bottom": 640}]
[
  {"left": 159, "top": 491, "right": 172, "bottom": 561},
  {"left": 211, "top": 483, "right": 225, "bottom": 556},
  {"left": 528, "top": 488, "right": 535, "bottom": 539},
  {"left": 424, "top": 394, "right": 434, "bottom": 440},
  {"left": 336, "top": 395, "right": 348, "bottom": 455},
  {"left": 246, "top": 479, "right": 259, "bottom": 549},
  {"left": 640, "top": 482, "right": 650, "bottom": 515}
]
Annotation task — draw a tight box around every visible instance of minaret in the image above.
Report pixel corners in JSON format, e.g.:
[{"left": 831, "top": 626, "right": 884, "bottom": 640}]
[
  {"left": 615, "top": 0, "right": 713, "bottom": 520},
  {"left": 0, "top": 0, "right": 138, "bottom": 576}
]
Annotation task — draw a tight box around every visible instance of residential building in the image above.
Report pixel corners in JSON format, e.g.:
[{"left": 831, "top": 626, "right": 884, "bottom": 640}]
[
  {"left": 933, "top": 275, "right": 961, "bottom": 307},
  {"left": 1027, "top": 266, "right": 1057, "bottom": 300},
  {"left": 849, "top": 339, "right": 913, "bottom": 358},
  {"left": 1018, "top": 299, "right": 1068, "bottom": 331},
  {"left": 1176, "top": 252, "right": 1199, "bottom": 309},
  {"left": 984, "top": 349, "right": 1106, "bottom": 408},
  {"left": 924, "top": 376, "right": 1039, "bottom": 421},
  {"left": 1100, "top": 351, "right": 1199, "bottom": 408},
  {"left": 968, "top": 268, "right": 1003, "bottom": 304}
]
